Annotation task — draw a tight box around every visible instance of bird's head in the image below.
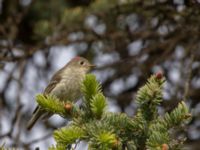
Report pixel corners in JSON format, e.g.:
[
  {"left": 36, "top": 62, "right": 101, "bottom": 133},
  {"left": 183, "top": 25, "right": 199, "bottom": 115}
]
[{"left": 67, "top": 56, "right": 95, "bottom": 73}]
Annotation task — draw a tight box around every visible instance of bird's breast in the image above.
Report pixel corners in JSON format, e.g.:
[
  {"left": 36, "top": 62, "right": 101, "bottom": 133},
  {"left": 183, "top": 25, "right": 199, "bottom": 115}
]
[{"left": 50, "top": 73, "right": 85, "bottom": 102}]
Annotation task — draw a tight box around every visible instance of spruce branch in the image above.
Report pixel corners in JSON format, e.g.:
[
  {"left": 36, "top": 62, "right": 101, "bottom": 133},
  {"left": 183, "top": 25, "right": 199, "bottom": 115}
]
[
  {"left": 36, "top": 94, "right": 66, "bottom": 116},
  {"left": 163, "top": 101, "right": 191, "bottom": 127},
  {"left": 54, "top": 126, "right": 85, "bottom": 146},
  {"left": 35, "top": 73, "right": 191, "bottom": 150},
  {"left": 36, "top": 94, "right": 79, "bottom": 118},
  {"left": 81, "top": 74, "right": 103, "bottom": 118},
  {"left": 146, "top": 101, "right": 191, "bottom": 150},
  {"left": 90, "top": 93, "right": 107, "bottom": 119},
  {"left": 135, "top": 74, "right": 165, "bottom": 121},
  {"left": 150, "top": 101, "right": 191, "bottom": 133},
  {"left": 95, "top": 131, "right": 117, "bottom": 148},
  {"left": 90, "top": 131, "right": 119, "bottom": 150},
  {"left": 146, "top": 131, "right": 170, "bottom": 150},
  {"left": 136, "top": 75, "right": 164, "bottom": 106},
  {"left": 102, "top": 112, "right": 144, "bottom": 139},
  {"left": 81, "top": 74, "right": 101, "bottom": 102}
]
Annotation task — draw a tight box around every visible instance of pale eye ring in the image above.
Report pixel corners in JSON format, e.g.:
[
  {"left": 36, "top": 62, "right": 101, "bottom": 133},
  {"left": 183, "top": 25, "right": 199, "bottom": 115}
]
[{"left": 80, "top": 61, "right": 84, "bottom": 65}]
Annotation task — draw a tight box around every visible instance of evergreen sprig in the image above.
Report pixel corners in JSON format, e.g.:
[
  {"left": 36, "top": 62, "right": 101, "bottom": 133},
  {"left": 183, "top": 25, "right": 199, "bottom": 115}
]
[
  {"left": 135, "top": 75, "right": 165, "bottom": 121},
  {"left": 36, "top": 94, "right": 80, "bottom": 118},
  {"left": 91, "top": 131, "right": 118, "bottom": 149},
  {"left": 54, "top": 126, "right": 85, "bottom": 146},
  {"left": 163, "top": 102, "right": 190, "bottom": 127},
  {"left": 136, "top": 75, "right": 164, "bottom": 106},
  {"left": 146, "top": 102, "right": 191, "bottom": 150},
  {"left": 81, "top": 74, "right": 101, "bottom": 102},
  {"left": 84, "top": 121, "right": 120, "bottom": 149},
  {"left": 81, "top": 74, "right": 103, "bottom": 118},
  {"left": 90, "top": 93, "right": 107, "bottom": 119},
  {"left": 36, "top": 94, "right": 67, "bottom": 117}
]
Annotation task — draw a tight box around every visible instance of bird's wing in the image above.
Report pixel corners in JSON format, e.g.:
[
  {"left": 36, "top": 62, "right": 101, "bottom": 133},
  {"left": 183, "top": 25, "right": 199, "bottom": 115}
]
[
  {"left": 32, "top": 72, "right": 62, "bottom": 114},
  {"left": 43, "top": 67, "right": 65, "bottom": 95},
  {"left": 31, "top": 69, "right": 63, "bottom": 117},
  {"left": 27, "top": 67, "right": 67, "bottom": 130},
  {"left": 43, "top": 80, "right": 59, "bottom": 95}
]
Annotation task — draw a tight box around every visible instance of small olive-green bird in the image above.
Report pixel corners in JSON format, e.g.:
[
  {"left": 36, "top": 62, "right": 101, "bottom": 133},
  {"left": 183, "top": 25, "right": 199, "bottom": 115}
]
[{"left": 27, "top": 56, "right": 95, "bottom": 130}]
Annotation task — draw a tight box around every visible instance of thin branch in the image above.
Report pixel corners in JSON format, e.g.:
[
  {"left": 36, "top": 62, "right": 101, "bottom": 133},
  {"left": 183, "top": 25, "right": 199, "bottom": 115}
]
[{"left": 183, "top": 54, "right": 194, "bottom": 102}]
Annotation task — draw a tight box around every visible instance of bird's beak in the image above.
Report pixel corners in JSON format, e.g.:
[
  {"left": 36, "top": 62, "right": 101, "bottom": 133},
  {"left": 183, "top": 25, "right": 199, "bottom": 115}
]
[{"left": 88, "top": 64, "right": 96, "bottom": 68}]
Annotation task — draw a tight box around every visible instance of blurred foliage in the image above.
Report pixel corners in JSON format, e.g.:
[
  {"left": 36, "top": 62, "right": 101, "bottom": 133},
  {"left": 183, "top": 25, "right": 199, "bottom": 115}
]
[{"left": 0, "top": 0, "right": 200, "bottom": 149}]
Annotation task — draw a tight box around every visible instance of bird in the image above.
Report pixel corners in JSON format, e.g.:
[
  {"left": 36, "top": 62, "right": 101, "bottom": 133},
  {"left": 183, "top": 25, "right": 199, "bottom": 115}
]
[{"left": 27, "top": 56, "right": 95, "bottom": 130}]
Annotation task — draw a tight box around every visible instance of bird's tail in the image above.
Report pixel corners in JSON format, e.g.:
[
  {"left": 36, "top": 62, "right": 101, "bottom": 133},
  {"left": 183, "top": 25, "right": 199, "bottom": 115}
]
[{"left": 27, "top": 107, "right": 43, "bottom": 130}]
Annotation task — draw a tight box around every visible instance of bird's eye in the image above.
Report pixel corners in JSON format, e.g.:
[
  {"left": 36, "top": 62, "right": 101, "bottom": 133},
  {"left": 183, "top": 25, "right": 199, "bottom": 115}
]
[{"left": 80, "top": 61, "right": 84, "bottom": 65}]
